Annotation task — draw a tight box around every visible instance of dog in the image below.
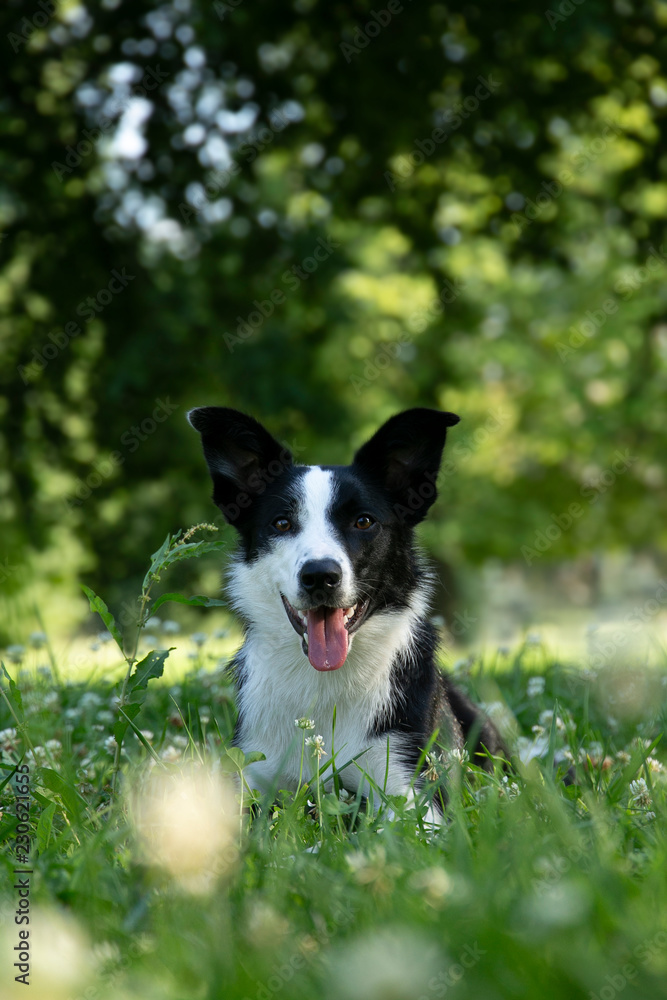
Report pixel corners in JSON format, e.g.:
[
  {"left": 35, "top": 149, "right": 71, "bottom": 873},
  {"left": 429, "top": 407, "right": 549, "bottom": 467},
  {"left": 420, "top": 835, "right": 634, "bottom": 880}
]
[{"left": 188, "top": 406, "right": 506, "bottom": 814}]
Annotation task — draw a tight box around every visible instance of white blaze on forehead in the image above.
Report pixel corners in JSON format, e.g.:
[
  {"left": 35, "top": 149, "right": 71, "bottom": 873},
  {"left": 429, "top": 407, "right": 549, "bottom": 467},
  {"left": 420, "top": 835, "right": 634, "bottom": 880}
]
[{"left": 294, "top": 466, "right": 353, "bottom": 592}]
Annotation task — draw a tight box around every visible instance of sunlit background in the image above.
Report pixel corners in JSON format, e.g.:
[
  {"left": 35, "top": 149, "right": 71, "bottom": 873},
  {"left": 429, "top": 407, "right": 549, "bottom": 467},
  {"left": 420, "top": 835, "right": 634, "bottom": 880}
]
[{"left": 2, "top": 0, "right": 666, "bottom": 670}]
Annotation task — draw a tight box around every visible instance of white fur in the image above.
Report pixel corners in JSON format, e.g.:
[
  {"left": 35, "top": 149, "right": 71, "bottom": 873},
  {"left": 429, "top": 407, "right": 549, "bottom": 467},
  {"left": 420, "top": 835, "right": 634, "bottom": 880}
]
[{"left": 226, "top": 463, "right": 435, "bottom": 814}]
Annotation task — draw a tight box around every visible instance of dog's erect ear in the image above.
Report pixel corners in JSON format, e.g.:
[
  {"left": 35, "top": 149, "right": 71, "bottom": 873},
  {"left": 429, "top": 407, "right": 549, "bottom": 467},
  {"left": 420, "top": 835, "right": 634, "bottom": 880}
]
[
  {"left": 187, "top": 407, "right": 292, "bottom": 526},
  {"left": 352, "top": 408, "right": 460, "bottom": 525}
]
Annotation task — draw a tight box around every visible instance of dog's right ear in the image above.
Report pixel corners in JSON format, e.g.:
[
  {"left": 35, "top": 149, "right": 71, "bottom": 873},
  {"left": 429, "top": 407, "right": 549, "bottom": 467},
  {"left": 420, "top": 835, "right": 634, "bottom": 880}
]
[{"left": 187, "top": 407, "right": 292, "bottom": 526}]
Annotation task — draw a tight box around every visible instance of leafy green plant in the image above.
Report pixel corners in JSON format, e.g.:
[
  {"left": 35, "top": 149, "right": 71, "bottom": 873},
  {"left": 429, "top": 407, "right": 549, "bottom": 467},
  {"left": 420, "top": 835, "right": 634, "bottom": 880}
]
[{"left": 81, "top": 524, "right": 226, "bottom": 791}]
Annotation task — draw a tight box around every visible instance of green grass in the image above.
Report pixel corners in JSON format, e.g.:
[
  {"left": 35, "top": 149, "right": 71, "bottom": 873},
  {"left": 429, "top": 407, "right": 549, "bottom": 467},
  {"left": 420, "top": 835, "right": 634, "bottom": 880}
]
[{"left": 1, "top": 540, "right": 666, "bottom": 1000}]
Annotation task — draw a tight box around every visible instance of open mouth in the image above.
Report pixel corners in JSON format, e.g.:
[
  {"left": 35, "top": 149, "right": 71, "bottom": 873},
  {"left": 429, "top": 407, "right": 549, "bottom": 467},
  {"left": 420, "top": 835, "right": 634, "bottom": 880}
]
[{"left": 281, "top": 594, "right": 370, "bottom": 671}]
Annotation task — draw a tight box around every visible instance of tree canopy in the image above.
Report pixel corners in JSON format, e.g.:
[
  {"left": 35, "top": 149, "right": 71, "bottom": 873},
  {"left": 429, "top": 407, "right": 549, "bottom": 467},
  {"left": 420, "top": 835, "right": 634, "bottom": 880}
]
[{"left": 2, "top": 0, "right": 666, "bottom": 634}]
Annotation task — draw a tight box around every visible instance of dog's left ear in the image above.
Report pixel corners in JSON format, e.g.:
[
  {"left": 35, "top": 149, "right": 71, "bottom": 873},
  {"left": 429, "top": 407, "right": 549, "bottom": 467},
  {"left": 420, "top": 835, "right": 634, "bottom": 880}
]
[{"left": 352, "top": 408, "right": 460, "bottom": 525}]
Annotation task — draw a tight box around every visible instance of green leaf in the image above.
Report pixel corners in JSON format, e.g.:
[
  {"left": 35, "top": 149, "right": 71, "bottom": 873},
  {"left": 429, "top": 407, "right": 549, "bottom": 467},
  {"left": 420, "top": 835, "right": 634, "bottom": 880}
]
[
  {"left": 80, "top": 585, "right": 124, "bottom": 654},
  {"left": 155, "top": 538, "right": 227, "bottom": 576},
  {"left": 1, "top": 661, "right": 24, "bottom": 722},
  {"left": 36, "top": 768, "right": 86, "bottom": 823},
  {"left": 35, "top": 801, "right": 57, "bottom": 854},
  {"left": 142, "top": 533, "right": 173, "bottom": 591},
  {"left": 118, "top": 708, "right": 162, "bottom": 764},
  {"left": 113, "top": 702, "right": 142, "bottom": 744},
  {"left": 151, "top": 592, "right": 226, "bottom": 614},
  {"left": 223, "top": 746, "right": 265, "bottom": 772},
  {"left": 128, "top": 649, "right": 172, "bottom": 699}
]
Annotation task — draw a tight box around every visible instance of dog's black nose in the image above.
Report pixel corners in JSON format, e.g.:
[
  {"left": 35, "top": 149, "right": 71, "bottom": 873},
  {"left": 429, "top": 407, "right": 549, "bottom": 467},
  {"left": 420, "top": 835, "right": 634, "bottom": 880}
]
[{"left": 300, "top": 559, "right": 342, "bottom": 595}]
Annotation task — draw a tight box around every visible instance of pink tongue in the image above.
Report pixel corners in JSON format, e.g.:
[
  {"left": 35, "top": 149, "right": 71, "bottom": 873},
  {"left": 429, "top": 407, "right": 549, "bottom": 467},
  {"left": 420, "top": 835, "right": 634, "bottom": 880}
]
[{"left": 307, "top": 607, "right": 349, "bottom": 671}]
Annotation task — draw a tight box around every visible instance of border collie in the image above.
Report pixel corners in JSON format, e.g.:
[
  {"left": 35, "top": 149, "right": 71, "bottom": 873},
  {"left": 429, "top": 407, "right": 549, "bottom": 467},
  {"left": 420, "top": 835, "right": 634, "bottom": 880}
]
[{"left": 188, "top": 406, "right": 505, "bottom": 812}]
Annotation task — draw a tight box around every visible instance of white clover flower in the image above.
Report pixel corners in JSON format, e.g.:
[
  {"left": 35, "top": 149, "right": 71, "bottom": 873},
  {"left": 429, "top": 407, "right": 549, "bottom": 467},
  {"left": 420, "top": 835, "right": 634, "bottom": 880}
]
[
  {"left": 214, "top": 628, "right": 229, "bottom": 639},
  {"left": 616, "top": 750, "right": 631, "bottom": 765},
  {"left": 424, "top": 753, "right": 440, "bottom": 781},
  {"left": 294, "top": 717, "right": 315, "bottom": 730},
  {"left": 29, "top": 630, "right": 47, "bottom": 648},
  {"left": 445, "top": 747, "right": 470, "bottom": 766},
  {"left": 646, "top": 756, "right": 664, "bottom": 774},
  {"left": 305, "top": 734, "right": 326, "bottom": 759},
  {"left": 505, "top": 778, "right": 521, "bottom": 800},
  {"left": 103, "top": 736, "right": 118, "bottom": 754},
  {"left": 97, "top": 631, "right": 113, "bottom": 644},
  {"left": 629, "top": 778, "right": 652, "bottom": 809},
  {"left": 145, "top": 616, "right": 161, "bottom": 630},
  {"left": 80, "top": 692, "right": 102, "bottom": 710},
  {"left": 526, "top": 632, "right": 542, "bottom": 646},
  {"left": 191, "top": 632, "right": 208, "bottom": 647},
  {"left": 527, "top": 676, "right": 546, "bottom": 698},
  {"left": 5, "top": 644, "right": 25, "bottom": 663},
  {"left": 160, "top": 745, "right": 182, "bottom": 763},
  {"left": 0, "top": 727, "right": 18, "bottom": 750},
  {"left": 162, "top": 620, "right": 181, "bottom": 634},
  {"left": 539, "top": 709, "right": 566, "bottom": 733},
  {"left": 45, "top": 739, "right": 62, "bottom": 755}
]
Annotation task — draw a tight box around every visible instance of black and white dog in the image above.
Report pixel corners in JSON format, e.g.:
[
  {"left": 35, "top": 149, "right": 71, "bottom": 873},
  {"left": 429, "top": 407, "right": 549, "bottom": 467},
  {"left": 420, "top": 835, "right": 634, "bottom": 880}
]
[{"left": 188, "top": 406, "right": 505, "bottom": 812}]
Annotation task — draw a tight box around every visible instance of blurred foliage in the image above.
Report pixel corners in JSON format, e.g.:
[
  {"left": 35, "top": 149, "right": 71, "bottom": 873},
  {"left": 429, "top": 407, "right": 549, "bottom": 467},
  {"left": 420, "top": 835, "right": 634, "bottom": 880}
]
[{"left": 1, "top": 0, "right": 667, "bottom": 632}]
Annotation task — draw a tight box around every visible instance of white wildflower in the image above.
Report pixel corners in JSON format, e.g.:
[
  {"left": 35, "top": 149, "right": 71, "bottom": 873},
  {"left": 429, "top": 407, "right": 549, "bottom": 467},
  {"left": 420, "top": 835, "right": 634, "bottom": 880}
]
[
  {"left": 424, "top": 753, "right": 440, "bottom": 781},
  {"left": 629, "top": 778, "right": 652, "bottom": 809},
  {"left": 305, "top": 734, "right": 326, "bottom": 759},
  {"left": 295, "top": 717, "right": 315, "bottom": 730},
  {"left": 527, "top": 676, "right": 546, "bottom": 698},
  {"left": 0, "top": 728, "right": 18, "bottom": 751}
]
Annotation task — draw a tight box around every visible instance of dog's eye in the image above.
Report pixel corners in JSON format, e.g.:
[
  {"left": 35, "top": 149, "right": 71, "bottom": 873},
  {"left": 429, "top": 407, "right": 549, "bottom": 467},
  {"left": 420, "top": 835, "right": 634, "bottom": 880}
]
[
  {"left": 355, "top": 515, "right": 375, "bottom": 530},
  {"left": 272, "top": 517, "right": 292, "bottom": 533}
]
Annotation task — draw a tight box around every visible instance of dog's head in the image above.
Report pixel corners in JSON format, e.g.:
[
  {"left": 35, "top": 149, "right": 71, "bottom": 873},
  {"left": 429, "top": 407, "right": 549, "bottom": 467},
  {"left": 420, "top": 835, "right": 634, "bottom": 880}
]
[{"left": 188, "top": 407, "right": 459, "bottom": 672}]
